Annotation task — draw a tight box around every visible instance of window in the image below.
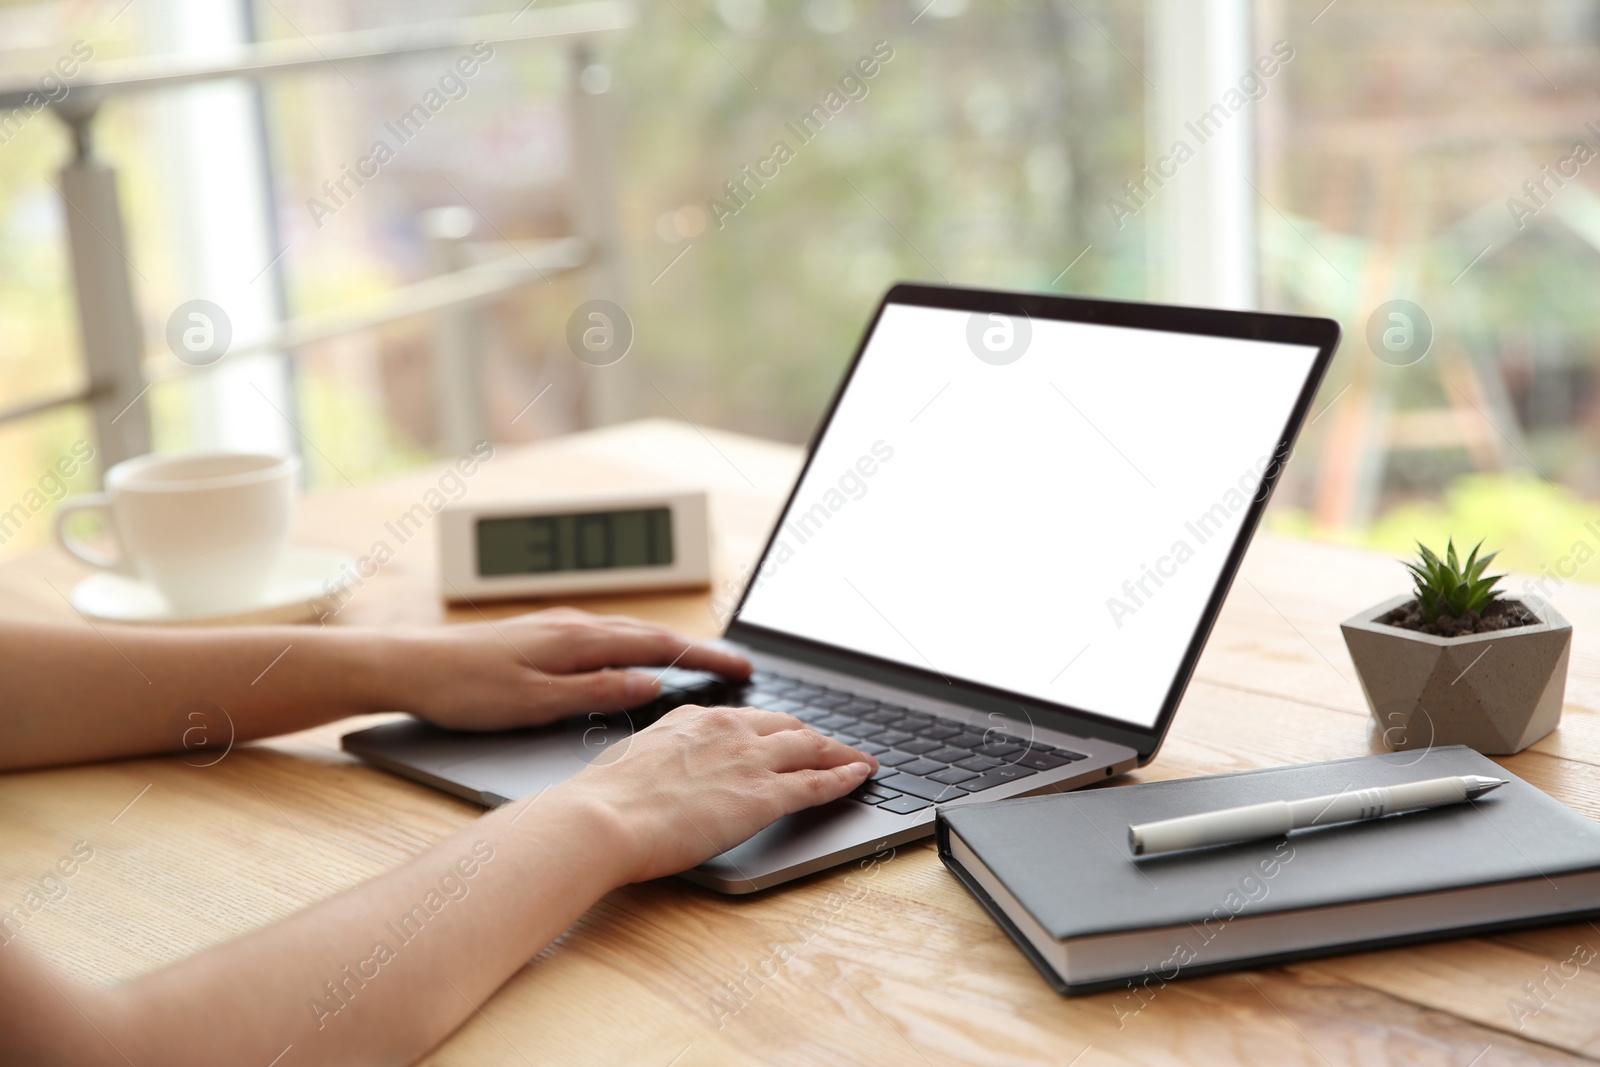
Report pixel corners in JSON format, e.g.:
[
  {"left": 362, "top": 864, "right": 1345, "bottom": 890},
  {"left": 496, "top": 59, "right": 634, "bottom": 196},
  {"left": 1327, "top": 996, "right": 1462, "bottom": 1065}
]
[{"left": 4, "top": 0, "right": 1596, "bottom": 590}]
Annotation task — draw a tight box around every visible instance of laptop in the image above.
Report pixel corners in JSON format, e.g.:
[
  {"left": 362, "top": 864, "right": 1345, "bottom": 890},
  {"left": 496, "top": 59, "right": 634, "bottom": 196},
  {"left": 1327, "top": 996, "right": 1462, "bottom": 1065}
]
[{"left": 343, "top": 283, "right": 1340, "bottom": 893}]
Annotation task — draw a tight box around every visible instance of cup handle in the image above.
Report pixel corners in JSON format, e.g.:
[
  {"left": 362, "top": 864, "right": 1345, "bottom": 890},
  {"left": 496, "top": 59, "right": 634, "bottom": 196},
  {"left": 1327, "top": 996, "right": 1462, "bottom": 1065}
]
[{"left": 54, "top": 494, "right": 128, "bottom": 573}]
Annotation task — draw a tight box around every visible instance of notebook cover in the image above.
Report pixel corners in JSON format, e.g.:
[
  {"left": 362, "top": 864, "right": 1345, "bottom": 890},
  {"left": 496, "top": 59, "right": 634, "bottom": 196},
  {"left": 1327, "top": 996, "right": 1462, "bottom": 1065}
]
[{"left": 937, "top": 747, "right": 1600, "bottom": 992}]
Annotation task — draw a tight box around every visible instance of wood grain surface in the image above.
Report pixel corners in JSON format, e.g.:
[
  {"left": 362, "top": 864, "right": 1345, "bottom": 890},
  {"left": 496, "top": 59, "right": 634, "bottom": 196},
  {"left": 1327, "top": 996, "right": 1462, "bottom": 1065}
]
[{"left": 2, "top": 419, "right": 1597, "bottom": 1066}]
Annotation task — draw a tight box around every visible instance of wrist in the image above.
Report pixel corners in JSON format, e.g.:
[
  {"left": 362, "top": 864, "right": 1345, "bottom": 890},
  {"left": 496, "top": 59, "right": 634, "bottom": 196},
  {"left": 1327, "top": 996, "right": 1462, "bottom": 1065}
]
[
  {"left": 358, "top": 628, "right": 435, "bottom": 713},
  {"left": 524, "top": 779, "right": 640, "bottom": 891}
]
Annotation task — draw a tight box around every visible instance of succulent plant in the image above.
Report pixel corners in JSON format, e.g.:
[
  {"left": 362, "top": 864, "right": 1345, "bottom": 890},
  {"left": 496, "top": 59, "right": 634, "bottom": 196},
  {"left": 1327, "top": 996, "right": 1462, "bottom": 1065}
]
[{"left": 1404, "top": 538, "right": 1505, "bottom": 624}]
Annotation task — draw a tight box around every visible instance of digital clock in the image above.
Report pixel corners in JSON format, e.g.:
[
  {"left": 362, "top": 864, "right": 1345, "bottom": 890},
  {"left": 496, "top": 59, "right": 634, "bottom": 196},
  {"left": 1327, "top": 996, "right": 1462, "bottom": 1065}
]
[{"left": 437, "top": 489, "right": 712, "bottom": 600}]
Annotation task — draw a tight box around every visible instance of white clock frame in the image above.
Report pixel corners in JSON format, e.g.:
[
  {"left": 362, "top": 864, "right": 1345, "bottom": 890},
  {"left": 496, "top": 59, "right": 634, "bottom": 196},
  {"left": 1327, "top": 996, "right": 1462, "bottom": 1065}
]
[{"left": 438, "top": 488, "right": 712, "bottom": 601}]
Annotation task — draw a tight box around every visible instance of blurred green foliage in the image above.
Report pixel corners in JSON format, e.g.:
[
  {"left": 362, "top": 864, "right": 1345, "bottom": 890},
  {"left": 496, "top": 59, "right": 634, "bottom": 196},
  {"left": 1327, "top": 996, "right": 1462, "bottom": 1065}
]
[
  {"left": 1272, "top": 473, "right": 1600, "bottom": 588},
  {"left": 604, "top": 0, "right": 1147, "bottom": 440}
]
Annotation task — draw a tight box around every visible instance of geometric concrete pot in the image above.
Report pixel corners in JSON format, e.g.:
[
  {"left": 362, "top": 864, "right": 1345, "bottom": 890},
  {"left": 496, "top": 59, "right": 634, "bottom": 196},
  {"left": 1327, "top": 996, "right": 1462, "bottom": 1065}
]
[{"left": 1340, "top": 595, "right": 1571, "bottom": 756}]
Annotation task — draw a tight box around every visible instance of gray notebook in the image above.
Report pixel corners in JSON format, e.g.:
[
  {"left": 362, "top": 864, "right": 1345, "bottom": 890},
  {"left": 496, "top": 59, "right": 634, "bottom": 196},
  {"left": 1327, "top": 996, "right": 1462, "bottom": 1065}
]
[{"left": 937, "top": 746, "right": 1600, "bottom": 995}]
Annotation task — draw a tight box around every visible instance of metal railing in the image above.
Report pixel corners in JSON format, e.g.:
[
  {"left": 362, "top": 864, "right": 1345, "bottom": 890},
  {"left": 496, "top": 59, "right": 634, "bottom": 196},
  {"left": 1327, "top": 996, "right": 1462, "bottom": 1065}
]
[{"left": 0, "top": 2, "right": 635, "bottom": 474}]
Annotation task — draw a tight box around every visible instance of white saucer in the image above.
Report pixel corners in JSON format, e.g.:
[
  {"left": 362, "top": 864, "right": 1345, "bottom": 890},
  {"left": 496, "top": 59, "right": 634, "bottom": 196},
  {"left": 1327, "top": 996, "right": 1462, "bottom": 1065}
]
[{"left": 71, "top": 546, "right": 360, "bottom": 626}]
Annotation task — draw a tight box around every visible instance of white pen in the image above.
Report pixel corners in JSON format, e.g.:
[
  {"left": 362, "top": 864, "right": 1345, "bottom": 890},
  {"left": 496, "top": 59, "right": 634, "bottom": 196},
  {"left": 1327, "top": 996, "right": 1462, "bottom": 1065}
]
[{"left": 1128, "top": 775, "right": 1508, "bottom": 856}]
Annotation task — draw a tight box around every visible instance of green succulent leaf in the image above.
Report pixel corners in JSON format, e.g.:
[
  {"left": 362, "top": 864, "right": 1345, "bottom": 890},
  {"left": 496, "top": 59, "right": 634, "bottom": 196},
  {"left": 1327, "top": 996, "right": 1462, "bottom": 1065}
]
[{"left": 1401, "top": 537, "right": 1507, "bottom": 624}]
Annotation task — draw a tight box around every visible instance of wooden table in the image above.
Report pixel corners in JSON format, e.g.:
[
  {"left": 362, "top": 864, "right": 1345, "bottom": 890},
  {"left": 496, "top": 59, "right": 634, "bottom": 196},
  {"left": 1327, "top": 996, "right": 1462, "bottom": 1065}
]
[{"left": 4, "top": 419, "right": 1599, "bottom": 1066}]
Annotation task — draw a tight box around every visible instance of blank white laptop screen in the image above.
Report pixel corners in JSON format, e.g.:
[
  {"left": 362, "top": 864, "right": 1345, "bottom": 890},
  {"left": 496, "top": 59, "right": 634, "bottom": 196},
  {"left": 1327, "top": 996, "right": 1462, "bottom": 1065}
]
[{"left": 735, "top": 303, "right": 1321, "bottom": 729}]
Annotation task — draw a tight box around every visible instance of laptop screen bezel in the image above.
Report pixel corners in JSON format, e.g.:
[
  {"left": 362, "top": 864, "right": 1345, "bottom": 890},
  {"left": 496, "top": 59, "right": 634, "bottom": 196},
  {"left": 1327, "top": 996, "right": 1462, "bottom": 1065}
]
[{"left": 723, "top": 282, "right": 1341, "bottom": 764}]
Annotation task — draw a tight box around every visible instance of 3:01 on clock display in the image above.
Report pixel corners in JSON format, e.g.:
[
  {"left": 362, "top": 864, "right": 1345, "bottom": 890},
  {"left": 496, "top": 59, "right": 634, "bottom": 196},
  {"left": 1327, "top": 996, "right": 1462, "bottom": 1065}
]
[
  {"left": 439, "top": 489, "right": 709, "bottom": 600},
  {"left": 476, "top": 507, "right": 674, "bottom": 576}
]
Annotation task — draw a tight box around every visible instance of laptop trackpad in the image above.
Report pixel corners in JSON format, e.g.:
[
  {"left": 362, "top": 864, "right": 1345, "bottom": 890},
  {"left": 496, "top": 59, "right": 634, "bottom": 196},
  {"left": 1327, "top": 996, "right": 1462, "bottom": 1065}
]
[
  {"left": 435, "top": 735, "right": 598, "bottom": 799},
  {"left": 352, "top": 718, "right": 911, "bottom": 891},
  {"left": 689, "top": 799, "right": 911, "bottom": 892},
  {"left": 448, "top": 737, "right": 906, "bottom": 889}
]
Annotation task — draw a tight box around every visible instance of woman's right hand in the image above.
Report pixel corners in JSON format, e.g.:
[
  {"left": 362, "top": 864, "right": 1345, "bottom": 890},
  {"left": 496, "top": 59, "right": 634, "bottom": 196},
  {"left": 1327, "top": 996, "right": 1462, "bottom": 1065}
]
[{"left": 564, "top": 705, "right": 878, "bottom": 885}]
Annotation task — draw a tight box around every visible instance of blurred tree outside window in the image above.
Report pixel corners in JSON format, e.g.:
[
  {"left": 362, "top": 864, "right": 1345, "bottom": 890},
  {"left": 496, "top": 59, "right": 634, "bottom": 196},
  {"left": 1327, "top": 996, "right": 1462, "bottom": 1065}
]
[{"left": 1256, "top": 0, "right": 1600, "bottom": 587}]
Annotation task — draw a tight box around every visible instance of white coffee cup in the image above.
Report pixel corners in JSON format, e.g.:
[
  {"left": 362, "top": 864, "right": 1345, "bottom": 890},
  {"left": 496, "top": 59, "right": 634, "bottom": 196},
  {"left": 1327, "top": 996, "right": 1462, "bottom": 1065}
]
[{"left": 54, "top": 452, "right": 300, "bottom": 613}]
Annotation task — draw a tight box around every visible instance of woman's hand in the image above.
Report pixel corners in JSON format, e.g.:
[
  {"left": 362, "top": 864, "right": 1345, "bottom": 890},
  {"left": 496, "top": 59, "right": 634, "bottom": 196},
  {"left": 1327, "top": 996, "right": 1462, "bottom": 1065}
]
[
  {"left": 564, "top": 704, "right": 878, "bottom": 884},
  {"left": 388, "top": 608, "right": 751, "bottom": 731}
]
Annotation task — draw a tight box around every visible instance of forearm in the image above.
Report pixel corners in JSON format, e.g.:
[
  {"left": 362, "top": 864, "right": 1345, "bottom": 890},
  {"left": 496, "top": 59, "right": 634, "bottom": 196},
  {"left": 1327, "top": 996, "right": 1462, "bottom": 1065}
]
[
  {"left": 0, "top": 610, "right": 754, "bottom": 770},
  {"left": 0, "top": 622, "right": 406, "bottom": 770},
  {"left": 78, "top": 786, "right": 627, "bottom": 1066},
  {"left": 1, "top": 697, "right": 875, "bottom": 1067}
]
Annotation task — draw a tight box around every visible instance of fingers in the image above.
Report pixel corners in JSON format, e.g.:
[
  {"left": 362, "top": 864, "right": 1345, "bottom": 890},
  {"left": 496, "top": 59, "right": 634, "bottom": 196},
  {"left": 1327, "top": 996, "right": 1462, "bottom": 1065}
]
[
  {"left": 536, "top": 669, "right": 661, "bottom": 718},
  {"left": 772, "top": 763, "right": 876, "bottom": 813},
  {"left": 535, "top": 671, "right": 790, "bottom": 728},
  {"left": 657, "top": 704, "right": 876, "bottom": 788},
  {"left": 668, "top": 641, "right": 753, "bottom": 680},
  {"left": 551, "top": 621, "right": 751, "bottom": 679},
  {"left": 760, "top": 724, "right": 878, "bottom": 773}
]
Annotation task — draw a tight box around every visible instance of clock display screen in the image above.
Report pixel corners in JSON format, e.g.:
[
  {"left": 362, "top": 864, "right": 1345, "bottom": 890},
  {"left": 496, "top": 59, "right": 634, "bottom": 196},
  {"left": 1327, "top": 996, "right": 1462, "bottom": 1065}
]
[{"left": 476, "top": 508, "right": 674, "bottom": 576}]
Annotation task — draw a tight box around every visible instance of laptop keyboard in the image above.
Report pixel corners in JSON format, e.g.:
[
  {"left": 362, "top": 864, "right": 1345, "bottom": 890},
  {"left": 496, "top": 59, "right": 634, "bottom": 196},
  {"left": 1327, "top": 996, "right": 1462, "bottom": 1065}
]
[{"left": 739, "top": 668, "right": 1089, "bottom": 814}]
